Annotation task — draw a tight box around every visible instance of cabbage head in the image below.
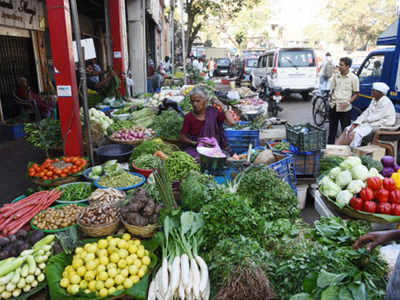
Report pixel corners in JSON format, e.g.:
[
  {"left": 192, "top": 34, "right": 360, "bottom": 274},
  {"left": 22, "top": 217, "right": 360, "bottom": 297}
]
[
  {"left": 336, "top": 190, "right": 353, "bottom": 208},
  {"left": 329, "top": 167, "right": 341, "bottom": 179},
  {"left": 368, "top": 168, "right": 384, "bottom": 179},
  {"left": 347, "top": 180, "right": 365, "bottom": 194},
  {"left": 336, "top": 170, "right": 352, "bottom": 188},
  {"left": 351, "top": 164, "right": 369, "bottom": 181},
  {"left": 320, "top": 177, "right": 341, "bottom": 198},
  {"left": 340, "top": 156, "right": 362, "bottom": 170}
]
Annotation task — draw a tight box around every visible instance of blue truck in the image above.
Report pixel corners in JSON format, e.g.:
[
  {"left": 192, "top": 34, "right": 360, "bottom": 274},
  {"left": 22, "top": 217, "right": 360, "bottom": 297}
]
[{"left": 353, "top": 19, "right": 400, "bottom": 117}]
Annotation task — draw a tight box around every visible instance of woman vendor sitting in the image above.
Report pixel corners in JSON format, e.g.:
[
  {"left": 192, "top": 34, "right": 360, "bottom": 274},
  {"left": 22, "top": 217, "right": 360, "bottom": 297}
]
[{"left": 180, "top": 86, "right": 236, "bottom": 159}]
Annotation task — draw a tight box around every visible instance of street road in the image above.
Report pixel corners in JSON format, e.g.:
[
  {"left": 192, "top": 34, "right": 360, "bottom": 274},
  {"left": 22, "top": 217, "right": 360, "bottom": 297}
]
[{"left": 278, "top": 93, "right": 314, "bottom": 124}]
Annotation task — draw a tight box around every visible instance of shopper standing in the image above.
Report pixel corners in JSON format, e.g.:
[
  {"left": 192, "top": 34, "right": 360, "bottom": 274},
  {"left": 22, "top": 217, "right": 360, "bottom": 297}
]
[
  {"left": 328, "top": 57, "right": 359, "bottom": 144},
  {"left": 319, "top": 52, "right": 334, "bottom": 91}
]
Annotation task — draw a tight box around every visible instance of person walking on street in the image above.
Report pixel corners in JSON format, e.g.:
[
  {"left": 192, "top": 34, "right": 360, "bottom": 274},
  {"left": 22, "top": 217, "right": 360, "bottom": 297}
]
[
  {"left": 208, "top": 57, "right": 216, "bottom": 78},
  {"left": 319, "top": 52, "right": 334, "bottom": 91},
  {"left": 328, "top": 57, "right": 359, "bottom": 144}
]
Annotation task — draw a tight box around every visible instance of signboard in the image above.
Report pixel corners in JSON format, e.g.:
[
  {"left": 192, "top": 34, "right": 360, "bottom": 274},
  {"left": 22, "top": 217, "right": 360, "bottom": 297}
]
[
  {"left": 72, "top": 38, "right": 96, "bottom": 62},
  {"left": 0, "top": 0, "right": 45, "bottom": 31}
]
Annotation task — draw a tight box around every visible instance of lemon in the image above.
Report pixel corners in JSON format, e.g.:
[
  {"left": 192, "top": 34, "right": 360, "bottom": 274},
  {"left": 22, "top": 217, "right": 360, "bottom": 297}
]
[
  {"left": 97, "top": 264, "right": 106, "bottom": 273},
  {"left": 84, "top": 270, "right": 96, "bottom": 281},
  {"left": 109, "top": 238, "right": 118, "bottom": 248},
  {"left": 84, "top": 243, "right": 91, "bottom": 251},
  {"left": 86, "top": 260, "right": 97, "bottom": 270},
  {"left": 108, "top": 286, "right": 116, "bottom": 294},
  {"left": 98, "top": 249, "right": 108, "bottom": 257},
  {"left": 142, "top": 256, "right": 151, "bottom": 266},
  {"left": 126, "top": 256, "right": 134, "bottom": 266},
  {"left": 80, "top": 251, "right": 88, "bottom": 260},
  {"left": 95, "top": 280, "right": 105, "bottom": 290},
  {"left": 94, "top": 258, "right": 100, "bottom": 266},
  {"left": 75, "top": 247, "right": 84, "bottom": 254},
  {"left": 88, "top": 280, "right": 97, "bottom": 292},
  {"left": 117, "top": 239, "right": 128, "bottom": 249},
  {"left": 99, "top": 288, "right": 108, "bottom": 298},
  {"left": 134, "top": 259, "right": 142, "bottom": 268},
  {"left": 106, "top": 236, "right": 113, "bottom": 241},
  {"left": 128, "top": 245, "right": 137, "bottom": 254},
  {"left": 131, "top": 275, "right": 140, "bottom": 284},
  {"left": 85, "top": 253, "right": 95, "bottom": 262},
  {"left": 136, "top": 246, "right": 145, "bottom": 258},
  {"left": 123, "top": 278, "right": 133, "bottom": 289},
  {"left": 80, "top": 280, "right": 88, "bottom": 290},
  {"left": 70, "top": 274, "right": 81, "bottom": 285},
  {"left": 118, "top": 259, "right": 127, "bottom": 269},
  {"left": 120, "top": 269, "right": 129, "bottom": 278},
  {"left": 72, "top": 258, "right": 84, "bottom": 269},
  {"left": 133, "top": 239, "right": 141, "bottom": 246},
  {"left": 122, "top": 233, "right": 131, "bottom": 241},
  {"left": 114, "top": 275, "right": 124, "bottom": 285},
  {"left": 110, "top": 252, "right": 120, "bottom": 263},
  {"left": 128, "top": 264, "right": 139, "bottom": 275},
  {"left": 98, "top": 271, "right": 108, "bottom": 281},
  {"left": 84, "top": 289, "right": 91, "bottom": 294},
  {"left": 99, "top": 256, "right": 109, "bottom": 266},
  {"left": 77, "top": 266, "right": 86, "bottom": 277},
  {"left": 97, "top": 239, "right": 108, "bottom": 249},
  {"left": 138, "top": 266, "right": 147, "bottom": 278},
  {"left": 105, "top": 278, "right": 114, "bottom": 288},
  {"left": 108, "top": 246, "right": 118, "bottom": 255},
  {"left": 144, "top": 250, "right": 149, "bottom": 256},
  {"left": 119, "top": 249, "right": 129, "bottom": 259},
  {"left": 62, "top": 271, "right": 68, "bottom": 278},
  {"left": 60, "top": 278, "right": 69, "bottom": 288},
  {"left": 65, "top": 265, "right": 73, "bottom": 272},
  {"left": 117, "top": 285, "right": 124, "bottom": 291},
  {"left": 108, "top": 268, "right": 118, "bottom": 278},
  {"left": 87, "top": 243, "right": 97, "bottom": 253},
  {"left": 68, "top": 284, "right": 80, "bottom": 295}
]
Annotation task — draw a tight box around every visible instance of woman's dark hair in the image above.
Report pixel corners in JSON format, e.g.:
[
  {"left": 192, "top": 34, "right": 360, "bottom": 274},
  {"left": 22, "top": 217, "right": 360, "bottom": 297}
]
[
  {"left": 165, "top": 56, "right": 170, "bottom": 62},
  {"left": 340, "top": 57, "right": 352, "bottom": 67}
]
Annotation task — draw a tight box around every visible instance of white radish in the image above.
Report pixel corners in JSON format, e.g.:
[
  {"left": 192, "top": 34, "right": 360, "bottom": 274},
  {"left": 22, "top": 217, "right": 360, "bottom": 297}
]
[
  {"left": 155, "top": 268, "right": 163, "bottom": 299},
  {"left": 203, "top": 280, "right": 210, "bottom": 300},
  {"left": 147, "top": 279, "right": 156, "bottom": 300},
  {"left": 178, "top": 280, "right": 185, "bottom": 300},
  {"left": 180, "top": 254, "right": 190, "bottom": 289},
  {"left": 161, "top": 258, "right": 169, "bottom": 296},
  {"left": 169, "top": 256, "right": 181, "bottom": 296},
  {"left": 196, "top": 255, "right": 209, "bottom": 294},
  {"left": 191, "top": 258, "right": 201, "bottom": 299}
]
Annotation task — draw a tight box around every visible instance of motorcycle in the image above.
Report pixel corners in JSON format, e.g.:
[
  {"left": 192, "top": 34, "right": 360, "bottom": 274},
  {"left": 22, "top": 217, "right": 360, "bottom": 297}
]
[{"left": 259, "top": 77, "right": 283, "bottom": 117}]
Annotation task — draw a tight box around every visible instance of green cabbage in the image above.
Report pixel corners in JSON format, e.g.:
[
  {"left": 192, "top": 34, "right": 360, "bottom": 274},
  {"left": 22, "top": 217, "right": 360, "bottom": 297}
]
[
  {"left": 320, "top": 177, "right": 341, "bottom": 198},
  {"left": 340, "top": 156, "right": 362, "bottom": 170},
  {"left": 335, "top": 170, "right": 352, "bottom": 188},
  {"left": 347, "top": 180, "right": 365, "bottom": 194},
  {"left": 329, "top": 167, "right": 341, "bottom": 179},
  {"left": 336, "top": 190, "right": 353, "bottom": 208},
  {"left": 351, "top": 164, "right": 369, "bottom": 181},
  {"left": 368, "top": 168, "right": 384, "bottom": 179}
]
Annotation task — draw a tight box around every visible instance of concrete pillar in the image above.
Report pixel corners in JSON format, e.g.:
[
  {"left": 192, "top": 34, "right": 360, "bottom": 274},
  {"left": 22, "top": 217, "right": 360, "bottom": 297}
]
[{"left": 127, "top": 0, "right": 147, "bottom": 94}]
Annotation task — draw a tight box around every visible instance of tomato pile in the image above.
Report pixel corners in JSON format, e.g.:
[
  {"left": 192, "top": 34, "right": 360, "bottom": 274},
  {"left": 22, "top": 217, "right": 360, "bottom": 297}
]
[
  {"left": 28, "top": 157, "right": 87, "bottom": 181},
  {"left": 350, "top": 176, "right": 400, "bottom": 215}
]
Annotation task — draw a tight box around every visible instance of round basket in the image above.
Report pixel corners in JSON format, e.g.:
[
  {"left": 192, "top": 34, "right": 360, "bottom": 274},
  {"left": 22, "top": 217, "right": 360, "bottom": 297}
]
[
  {"left": 77, "top": 217, "right": 121, "bottom": 237},
  {"left": 121, "top": 218, "right": 157, "bottom": 238},
  {"left": 31, "top": 175, "right": 79, "bottom": 187}
]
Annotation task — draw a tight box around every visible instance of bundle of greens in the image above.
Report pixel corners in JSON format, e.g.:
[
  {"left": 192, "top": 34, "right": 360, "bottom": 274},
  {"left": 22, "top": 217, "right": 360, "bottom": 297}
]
[
  {"left": 238, "top": 166, "right": 299, "bottom": 220},
  {"left": 24, "top": 119, "right": 63, "bottom": 152},
  {"left": 130, "top": 108, "right": 155, "bottom": 128},
  {"left": 134, "top": 154, "right": 162, "bottom": 170},
  {"left": 129, "top": 138, "right": 177, "bottom": 163},
  {"left": 181, "top": 95, "right": 193, "bottom": 112},
  {"left": 180, "top": 171, "right": 215, "bottom": 211},
  {"left": 107, "top": 119, "right": 137, "bottom": 135},
  {"left": 153, "top": 110, "right": 183, "bottom": 139},
  {"left": 164, "top": 151, "right": 200, "bottom": 182}
]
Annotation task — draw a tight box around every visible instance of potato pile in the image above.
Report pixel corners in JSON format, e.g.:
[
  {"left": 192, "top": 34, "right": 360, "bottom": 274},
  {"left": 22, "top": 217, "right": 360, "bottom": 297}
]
[{"left": 33, "top": 204, "right": 84, "bottom": 230}]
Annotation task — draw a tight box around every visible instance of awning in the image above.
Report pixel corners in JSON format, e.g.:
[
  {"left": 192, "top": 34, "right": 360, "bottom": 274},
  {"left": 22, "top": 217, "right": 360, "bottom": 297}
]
[{"left": 377, "top": 20, "right": 398, "bottom": 45}]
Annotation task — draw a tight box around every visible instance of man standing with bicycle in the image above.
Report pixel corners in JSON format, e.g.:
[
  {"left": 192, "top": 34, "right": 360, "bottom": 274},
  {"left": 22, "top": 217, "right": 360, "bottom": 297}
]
[{"left": 328, "top": 57, "right": 359, "bottom": 144}]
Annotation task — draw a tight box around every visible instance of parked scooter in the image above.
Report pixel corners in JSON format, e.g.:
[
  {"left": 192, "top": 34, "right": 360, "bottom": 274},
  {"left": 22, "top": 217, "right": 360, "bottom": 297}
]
[{"left": 259, "top": 76, "right": 283, "bottom": 117}]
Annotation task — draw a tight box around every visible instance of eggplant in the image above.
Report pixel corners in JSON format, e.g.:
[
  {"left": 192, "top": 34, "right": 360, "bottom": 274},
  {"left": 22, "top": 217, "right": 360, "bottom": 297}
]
[
  {"left": 16, "top": 229, "right": 27, "bottom": 240},
  {"left": 29, "top": 231, "right": 45, "bottom": 244},
  {"left": 8, "top": 235, "right": 17, "bottom": 242},
  {"left": 18, "top": 243, "right": 30, "bottom": 253},
  {"left": 0, "top": 237, "right": 9, "bottom": 247}
]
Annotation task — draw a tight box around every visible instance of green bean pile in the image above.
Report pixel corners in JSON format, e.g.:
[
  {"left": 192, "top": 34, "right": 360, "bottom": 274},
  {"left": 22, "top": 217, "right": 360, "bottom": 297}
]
[
  {"left": 57, "top": 183, "right": 93, "bottom": 202},
  {"left": 164, "top": 151, "right": 200, "bottom": 182}
]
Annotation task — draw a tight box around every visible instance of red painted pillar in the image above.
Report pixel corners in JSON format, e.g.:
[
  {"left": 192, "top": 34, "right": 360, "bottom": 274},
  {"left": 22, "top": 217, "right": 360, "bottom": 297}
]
[
  {"left": 46, "top": 0, "right": 83, "bottom": 156},
  {"left": 109, "top": 0, "right": 126, "bottom": 96}
]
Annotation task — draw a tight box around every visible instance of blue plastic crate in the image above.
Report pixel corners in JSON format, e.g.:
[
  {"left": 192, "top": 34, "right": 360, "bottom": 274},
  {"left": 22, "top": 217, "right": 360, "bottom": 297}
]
[
  {"left": 1, "top": 124, "right": 25, "bottom": 140},
  {"left": 266, "top": 153, "right": 297, "bottom": 194},
  {"left": 293, "top": 150, "right": 321, "bottom": 177},
  {"left": 225, "top": 129, "right": 260, "bottom": 154}
]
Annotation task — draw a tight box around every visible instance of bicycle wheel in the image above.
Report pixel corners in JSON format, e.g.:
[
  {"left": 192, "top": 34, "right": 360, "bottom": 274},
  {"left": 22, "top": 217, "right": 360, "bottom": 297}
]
[{"left": 313, "top": 96, "right": 329, "bottom": 126}]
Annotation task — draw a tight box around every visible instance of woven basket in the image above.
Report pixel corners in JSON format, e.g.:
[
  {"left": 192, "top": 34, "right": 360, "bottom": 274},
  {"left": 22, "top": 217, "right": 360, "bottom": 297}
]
[
  {"left": 31, "top": 175, "right": 79, "bottom": 187},
  {"left": 121, "top": 218, "right": 157, "bottom": 238},
  {"left": 108, "top": 135, "right": 148, "bottom": 146},
  {"left": 78, "top": 217, "right": 121, "bottom": 237}
]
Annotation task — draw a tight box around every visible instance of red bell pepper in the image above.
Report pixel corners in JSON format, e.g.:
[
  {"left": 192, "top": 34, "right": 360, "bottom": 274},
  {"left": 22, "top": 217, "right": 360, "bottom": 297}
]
[
  {"left": 350, "top": 197, "right": 363, "bottom": 211},
  {"left": 367, "top": 176, "right": 382, "bottom": 191},
  {"left": 389, "top": 190, "right": 400, "bottom": 204},
  {"left": 376, "top": 189, "right": 390, "bottom": 203},
  {"left": 360, "top": 187, "right": 375, "bottom": 202},
  {"left": 392, "top": 203, "right": 400, "bottom": 216},
  {"left": 363, "top": 200, "right": 377, "bottom": 213},
  {"left": 383, "top": 178, "right": 397, "bottom": 191},
  {"left": 377, "top": 202, "right": 392, "bottom": 215}
]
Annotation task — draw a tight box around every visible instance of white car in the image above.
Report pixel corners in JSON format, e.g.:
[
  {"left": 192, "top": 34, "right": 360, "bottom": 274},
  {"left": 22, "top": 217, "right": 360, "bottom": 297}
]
[{"left": 251, "top": 48, "right": 318, "bottom": 100}]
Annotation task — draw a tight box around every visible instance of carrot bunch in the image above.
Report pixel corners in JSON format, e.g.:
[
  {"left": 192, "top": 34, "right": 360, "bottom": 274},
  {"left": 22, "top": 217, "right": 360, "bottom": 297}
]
[
  {"left": 28, "top": 156, "right": 87, "bottom": 181},
  {"left": 0, "top": 190, "right": 62, "bottom": 236}
]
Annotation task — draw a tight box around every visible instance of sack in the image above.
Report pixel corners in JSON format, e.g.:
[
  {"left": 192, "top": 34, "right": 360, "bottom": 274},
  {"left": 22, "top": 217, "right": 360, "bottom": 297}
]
[{"left": 323, "top": 61, "right": 334, "bottom": 78}]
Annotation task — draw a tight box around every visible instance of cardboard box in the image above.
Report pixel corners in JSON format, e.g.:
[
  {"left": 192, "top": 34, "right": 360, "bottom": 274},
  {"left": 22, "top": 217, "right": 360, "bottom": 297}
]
[
  {"left": 354, "top": 144, "right": 386, "bottom": 161},
  {"left": 323, "top": 145, "right": 353, "bottom": 157}
]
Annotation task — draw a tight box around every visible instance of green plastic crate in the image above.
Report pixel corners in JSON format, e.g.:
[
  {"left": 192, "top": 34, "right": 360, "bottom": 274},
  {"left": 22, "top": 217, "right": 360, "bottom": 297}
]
[{"left": 286, "top": 123, "right": 327, "bottom": 152}]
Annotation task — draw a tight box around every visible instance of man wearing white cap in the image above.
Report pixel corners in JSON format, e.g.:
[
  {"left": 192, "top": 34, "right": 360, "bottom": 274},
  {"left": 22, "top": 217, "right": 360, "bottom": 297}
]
[{"left": 336, "top": 82, "right": 396, "bottom": 147}]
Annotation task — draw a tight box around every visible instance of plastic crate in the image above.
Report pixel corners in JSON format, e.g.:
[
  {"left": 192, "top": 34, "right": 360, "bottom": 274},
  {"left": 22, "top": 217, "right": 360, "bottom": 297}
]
[
  {"left": 1, "top": 124, "right": 25, "bottom": 140},
  {"left": 286, "top": 123, "right": 327, "bottom": 152},
  {"left": 293, "top": 150, "right": 322, "bottom": 177},
  {"left": 266, "top": 153, "right": 297, "bottom": 194},
  {"left": 225, "top": 129, "right": 260, "bottom": 154}
]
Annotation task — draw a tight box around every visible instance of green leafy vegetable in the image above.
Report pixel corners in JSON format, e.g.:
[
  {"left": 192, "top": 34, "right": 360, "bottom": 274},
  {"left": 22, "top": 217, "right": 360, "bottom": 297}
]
[
  {"left": 129, "top": 138, "right": 177, "bottom": 163},
  {"left": 164, "top": 151, "right": 200, "bottom": 182},
  {"left": 24, "top": 119, "right": 63, "bottom": 151},
  {"left": 362, "top": 155, "right": 383, "bottom": 172},
  {"left": 152, "top": 110, "right": 183, "bottom": 139},
  {"left": 134, "top": 154, "right": 161, "bottom": 170},
  {"left": 180, "top": 171, "right": 214, "bottom": 211}
]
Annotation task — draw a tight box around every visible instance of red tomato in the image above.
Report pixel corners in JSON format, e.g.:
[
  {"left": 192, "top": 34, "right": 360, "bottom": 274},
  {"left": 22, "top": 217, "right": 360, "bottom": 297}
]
[
  {"left": 376, "top": 189, "right": 390, "bottom": 203},
  {"left": 392, "top": 203, "right": 400, "bottom": 216},
  {"left": 367, "top": 177, "right": 382, "bottom": 191},
  {"left": 350, "top": 197, "right": 363, "bottom": 211},
  {"left": 389, "top": 190, "right": 400, "bottom": 204},
  {"left": 377, "top": 202, "right": 392, "bottom": 215},
  {"left": 363, "top": 201, "right": 377, "bottom": 213},
  {"left": 383, "top": 178, "right": 397, "bottom": 191},
  {"left": 360, "top": 187, "right": 375, "bottom": 202}
]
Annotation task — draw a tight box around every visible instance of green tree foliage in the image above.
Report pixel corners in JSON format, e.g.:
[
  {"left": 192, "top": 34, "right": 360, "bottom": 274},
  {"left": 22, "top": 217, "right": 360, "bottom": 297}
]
[{"left": 326, "top": 0, "right": 397, "bottom": 50}]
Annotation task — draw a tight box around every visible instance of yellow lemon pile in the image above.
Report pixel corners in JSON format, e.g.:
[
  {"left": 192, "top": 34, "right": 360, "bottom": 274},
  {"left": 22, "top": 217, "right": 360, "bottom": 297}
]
[{"left": 60, "top": 234, "right": 151, "bottom": 297}]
